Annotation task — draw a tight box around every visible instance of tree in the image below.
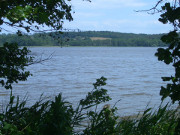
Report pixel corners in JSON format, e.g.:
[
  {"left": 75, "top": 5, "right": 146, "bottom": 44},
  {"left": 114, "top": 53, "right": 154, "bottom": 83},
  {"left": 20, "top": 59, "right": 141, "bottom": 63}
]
[
  {"left": 148, "top": 0, "right": 180, "bottom": 134},
  {"left": 0, "top": 42, "right": 33, "bottom": 89},
  {"left": 0, "top": 0, "right": 73, "bottom": 34},
  {"left": 150, "top": 0, "right": 180, "bottom": 104},
  {"left": 0, "top": 0, "right": 91, "bottom": 89}
]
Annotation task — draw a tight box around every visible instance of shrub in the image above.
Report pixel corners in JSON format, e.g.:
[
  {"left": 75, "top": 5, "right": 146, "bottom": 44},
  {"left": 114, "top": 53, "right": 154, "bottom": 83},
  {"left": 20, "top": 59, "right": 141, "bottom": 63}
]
[{"left": 0, "top": 77, "right": 179, "bottom": 135}]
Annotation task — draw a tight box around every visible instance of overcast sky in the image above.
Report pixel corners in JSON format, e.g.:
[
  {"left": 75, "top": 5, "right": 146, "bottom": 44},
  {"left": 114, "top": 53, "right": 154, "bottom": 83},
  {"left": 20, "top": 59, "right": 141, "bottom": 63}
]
[{"left": 63, "top": 0, "right": 172, "bottom": 34}]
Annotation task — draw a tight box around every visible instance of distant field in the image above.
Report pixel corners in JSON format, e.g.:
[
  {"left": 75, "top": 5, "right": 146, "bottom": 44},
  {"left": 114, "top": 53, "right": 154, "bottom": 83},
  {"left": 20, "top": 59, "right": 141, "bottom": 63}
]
[{"left": 90, "top": 37, "right": 112, "bottom": 41}]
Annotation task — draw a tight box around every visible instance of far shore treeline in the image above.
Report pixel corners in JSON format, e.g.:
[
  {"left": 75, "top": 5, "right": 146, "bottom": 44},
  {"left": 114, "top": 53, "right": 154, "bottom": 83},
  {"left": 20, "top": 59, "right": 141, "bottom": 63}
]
[{"left": 0, "top": 31, "right": 167, "bottom": 47}]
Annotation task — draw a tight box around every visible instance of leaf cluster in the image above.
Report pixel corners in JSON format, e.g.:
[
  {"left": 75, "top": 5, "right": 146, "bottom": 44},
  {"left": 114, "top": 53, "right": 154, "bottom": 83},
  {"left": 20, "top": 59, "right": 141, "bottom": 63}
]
[
  {"left": 159, "top": 3, "right": 180, "bottom": 30},
  {"left": 0, "top": 0, "right": 73, "bottom": 33},
  {"left": 155, "top": 2, "right": 180, "bottom": 104},
  {"left": 0, "top": 42, "right": 33, "bottom": 89}
]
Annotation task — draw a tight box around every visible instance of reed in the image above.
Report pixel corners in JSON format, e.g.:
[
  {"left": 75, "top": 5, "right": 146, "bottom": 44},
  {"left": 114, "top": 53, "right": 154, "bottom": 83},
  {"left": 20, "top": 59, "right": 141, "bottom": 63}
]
[{"left": 0, "top": 77, "right": 179, "bottom": 135}]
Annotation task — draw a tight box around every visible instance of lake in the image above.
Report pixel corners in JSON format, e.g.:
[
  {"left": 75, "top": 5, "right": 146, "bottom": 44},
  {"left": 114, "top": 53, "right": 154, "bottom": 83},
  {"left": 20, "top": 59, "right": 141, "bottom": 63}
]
[{"left": 0, "top": 47, "right": 176, "bottom": 116}]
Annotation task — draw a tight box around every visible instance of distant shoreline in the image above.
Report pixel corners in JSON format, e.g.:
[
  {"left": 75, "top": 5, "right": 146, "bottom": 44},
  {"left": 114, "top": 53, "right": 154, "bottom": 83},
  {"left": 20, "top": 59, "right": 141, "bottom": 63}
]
[
  {"left": 23, "top": 46, "right": 161, "bottom": 48},
  {"left": 0, "top": 31, "right": 167, "bottom": 47}
]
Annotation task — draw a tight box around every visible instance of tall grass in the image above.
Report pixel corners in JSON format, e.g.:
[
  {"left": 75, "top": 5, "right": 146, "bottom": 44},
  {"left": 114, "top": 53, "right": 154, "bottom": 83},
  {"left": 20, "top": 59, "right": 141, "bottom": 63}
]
[
  {"left": 0, "top": 77, "right": 179, "bottom": 135},
  {"left": 117, "top": 104, "right": 179, "bottom": 135}
]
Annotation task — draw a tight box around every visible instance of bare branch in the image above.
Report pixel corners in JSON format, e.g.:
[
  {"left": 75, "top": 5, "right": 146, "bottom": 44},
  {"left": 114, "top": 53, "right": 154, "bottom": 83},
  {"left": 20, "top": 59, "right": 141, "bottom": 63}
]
[
  {"left": 26, "top": 52, "right": 54, "bottom": 66},
  {"left": 136, "top": 0, "right": 180, "bottom": 14},
  {"left": 136, "top": 0, "right": 164, "bottom": 14},
  {"left": 3, "top": 21, "right": 62, "bottom": 33}
]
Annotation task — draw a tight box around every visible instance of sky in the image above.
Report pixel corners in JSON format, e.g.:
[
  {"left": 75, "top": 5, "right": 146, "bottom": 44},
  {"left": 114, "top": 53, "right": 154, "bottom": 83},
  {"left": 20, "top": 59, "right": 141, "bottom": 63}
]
[
  {"left": 1, "top": 0, "right": 173, "bottom": 34},
  {"left": 63, "top": 0, "right": 173, "bottom": 34}
]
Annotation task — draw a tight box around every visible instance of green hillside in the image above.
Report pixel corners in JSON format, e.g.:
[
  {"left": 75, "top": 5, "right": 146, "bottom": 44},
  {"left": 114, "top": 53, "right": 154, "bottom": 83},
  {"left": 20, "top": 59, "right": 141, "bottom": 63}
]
[{"left": 0, "top": 31, "right": 167, "bottom": 47}]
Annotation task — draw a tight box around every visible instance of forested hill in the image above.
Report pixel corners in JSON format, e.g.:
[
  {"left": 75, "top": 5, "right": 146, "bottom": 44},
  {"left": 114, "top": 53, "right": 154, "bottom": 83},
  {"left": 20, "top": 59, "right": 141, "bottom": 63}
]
[{"left": 0, "top": 31, "right": 167, "bottom": 47}]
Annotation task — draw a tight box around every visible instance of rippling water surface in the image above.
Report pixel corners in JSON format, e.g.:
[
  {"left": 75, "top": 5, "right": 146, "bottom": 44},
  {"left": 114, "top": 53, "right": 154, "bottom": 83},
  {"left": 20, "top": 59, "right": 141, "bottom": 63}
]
[{"left": 0, "top": 47, "right": 175, "bottom": 115}]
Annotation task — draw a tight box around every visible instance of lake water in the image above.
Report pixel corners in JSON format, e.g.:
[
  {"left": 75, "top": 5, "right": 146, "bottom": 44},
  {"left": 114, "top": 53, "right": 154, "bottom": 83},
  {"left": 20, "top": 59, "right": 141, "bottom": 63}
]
[{"left": 0, "top": 47, "right": 176, "bottom": 116}]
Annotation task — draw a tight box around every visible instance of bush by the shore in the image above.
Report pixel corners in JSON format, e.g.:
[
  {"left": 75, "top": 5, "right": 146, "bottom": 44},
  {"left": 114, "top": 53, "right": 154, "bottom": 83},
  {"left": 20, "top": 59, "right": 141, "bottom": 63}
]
[{"left": 0, "top": 77, "right": 179, "bottom": 135}]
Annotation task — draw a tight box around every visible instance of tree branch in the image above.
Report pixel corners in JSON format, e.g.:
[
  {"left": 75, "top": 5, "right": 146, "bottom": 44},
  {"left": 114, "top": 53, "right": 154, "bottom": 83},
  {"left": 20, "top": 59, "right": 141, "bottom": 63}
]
[
  {"left": 26, "top": 52, "right": 54, "bottom": 66},
  {"left": 135, "top": 0, "right": 164, "bottom": 14}
]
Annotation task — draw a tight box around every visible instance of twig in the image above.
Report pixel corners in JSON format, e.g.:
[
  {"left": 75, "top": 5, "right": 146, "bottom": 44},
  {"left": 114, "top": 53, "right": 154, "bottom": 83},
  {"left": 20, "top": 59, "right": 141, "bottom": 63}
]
[
  {"left": 135, "top": 0, "right": 164, "bottom": 14},
  {"left": 113, "top": 99, "right": 121, "bottom": 109},
  {"left": 26, "top": 51, "right": 54, "bottom": 66}
]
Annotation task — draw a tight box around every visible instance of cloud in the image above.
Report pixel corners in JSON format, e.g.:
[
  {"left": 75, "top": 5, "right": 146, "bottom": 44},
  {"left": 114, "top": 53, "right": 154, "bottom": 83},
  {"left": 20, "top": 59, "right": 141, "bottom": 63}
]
[
  {"left": 74, "top": 12, "right": 103, "bottom": 18},
  {"left": 64, "top": 17, "right": 172, "bottom": 34},
  {"left": 112, "top": 0, "right": 147, "bottom": 7},
  {"left": 71, "top": 0, "right": 147, "bottom": 10},
  {"left": 67, "top": 0, "right": 172, "bottom": 34}
]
